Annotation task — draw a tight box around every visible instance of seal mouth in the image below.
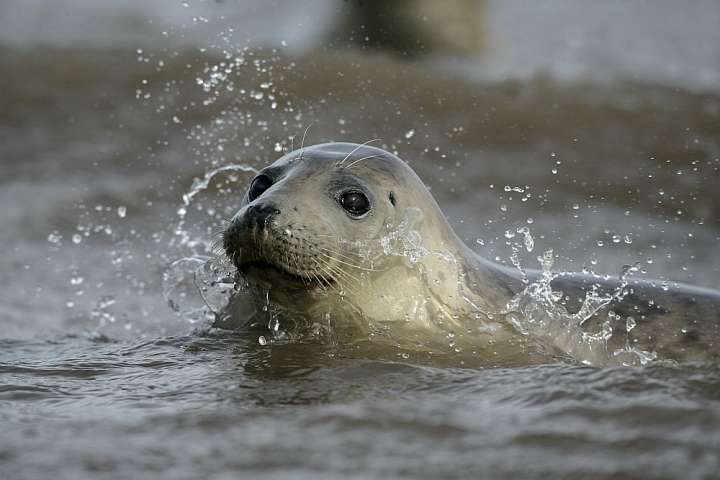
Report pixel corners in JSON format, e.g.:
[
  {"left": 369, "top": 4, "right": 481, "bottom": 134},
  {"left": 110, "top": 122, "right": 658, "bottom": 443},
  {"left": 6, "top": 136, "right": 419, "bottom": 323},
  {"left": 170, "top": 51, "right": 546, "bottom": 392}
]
[{"left": 238, "top": 261, "right": 335, "bottom": 287}]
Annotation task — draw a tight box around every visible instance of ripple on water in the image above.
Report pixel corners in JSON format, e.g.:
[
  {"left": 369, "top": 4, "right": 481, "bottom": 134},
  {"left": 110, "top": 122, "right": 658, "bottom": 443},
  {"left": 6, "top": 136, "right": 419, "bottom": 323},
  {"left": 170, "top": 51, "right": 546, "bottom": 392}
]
[{"left": 1, "top": 334, "right": 720, "bottom": 479}]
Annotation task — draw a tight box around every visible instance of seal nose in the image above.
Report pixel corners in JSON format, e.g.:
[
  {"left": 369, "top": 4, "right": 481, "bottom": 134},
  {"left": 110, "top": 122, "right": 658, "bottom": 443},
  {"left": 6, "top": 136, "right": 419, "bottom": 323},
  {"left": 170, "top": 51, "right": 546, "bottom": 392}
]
[
  {"left": 223, "top": 203, "right": 281, "bottom": 261},
  {"left": 247, "top": 203, "right": 281, "bottom": 230}
]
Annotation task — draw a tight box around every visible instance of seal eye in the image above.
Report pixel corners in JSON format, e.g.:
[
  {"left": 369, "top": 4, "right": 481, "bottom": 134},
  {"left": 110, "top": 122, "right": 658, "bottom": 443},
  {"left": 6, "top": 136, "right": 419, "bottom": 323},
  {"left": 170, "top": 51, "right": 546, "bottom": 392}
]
[
  {"left": 248, "top": 174, "right": 272, "bottom": 201},
  {"left": 340, "top": 191, "right": 370, "bottom": 216}
]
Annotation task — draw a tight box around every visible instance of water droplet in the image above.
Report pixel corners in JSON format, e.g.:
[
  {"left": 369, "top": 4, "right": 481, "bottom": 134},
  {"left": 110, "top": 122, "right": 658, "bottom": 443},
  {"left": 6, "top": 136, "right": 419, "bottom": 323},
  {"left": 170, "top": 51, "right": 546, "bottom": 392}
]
[
  {"left": 405, "top": 129, "right": 415, "bottom": 139},
  {"left": 47, "top": 231, "right": 62, "bottom": 244},
  {"left": 626, "top": 317, "right": 636, "bottom": 332},
  {"left": 258, "top": 336, "right": 267, "bottom": 346},
  {"left": 517, "top": 226, "right": 534, "bottom": 252}
]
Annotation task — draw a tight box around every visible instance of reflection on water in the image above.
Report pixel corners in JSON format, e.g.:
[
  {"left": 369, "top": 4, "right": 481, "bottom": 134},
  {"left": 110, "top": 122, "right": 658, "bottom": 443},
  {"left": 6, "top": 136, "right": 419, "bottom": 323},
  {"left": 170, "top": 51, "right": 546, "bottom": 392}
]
[{"left": 2, "top": 1, "right": 720, "bottom": 478}]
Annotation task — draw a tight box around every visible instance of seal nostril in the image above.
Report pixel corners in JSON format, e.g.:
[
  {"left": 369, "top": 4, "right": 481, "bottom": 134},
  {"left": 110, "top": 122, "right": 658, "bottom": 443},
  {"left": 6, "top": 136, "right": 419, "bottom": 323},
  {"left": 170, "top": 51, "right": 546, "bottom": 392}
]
[{"left": 249, "top": 203, "right": 281, "bottom": 230}]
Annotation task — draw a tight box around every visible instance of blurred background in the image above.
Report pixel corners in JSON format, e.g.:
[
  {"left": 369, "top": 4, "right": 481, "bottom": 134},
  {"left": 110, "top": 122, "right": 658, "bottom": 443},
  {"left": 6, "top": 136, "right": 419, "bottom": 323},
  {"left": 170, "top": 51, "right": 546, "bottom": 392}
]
[{"left": 1, "top": 0, "right": 719, "bottom": 339}]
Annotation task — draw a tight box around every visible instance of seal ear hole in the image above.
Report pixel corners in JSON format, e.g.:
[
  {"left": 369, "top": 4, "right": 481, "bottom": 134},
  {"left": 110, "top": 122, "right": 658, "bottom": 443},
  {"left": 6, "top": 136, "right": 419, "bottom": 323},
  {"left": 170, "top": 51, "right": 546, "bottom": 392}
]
[
  {"left": 388, "top": 191, "right": 396, "bottom": 206},
  {"left": 248, "top": 174, "right": 273, "bottom": 201},
  {"left": 340, "top": 191, "right": 370, "bottom": 216}
]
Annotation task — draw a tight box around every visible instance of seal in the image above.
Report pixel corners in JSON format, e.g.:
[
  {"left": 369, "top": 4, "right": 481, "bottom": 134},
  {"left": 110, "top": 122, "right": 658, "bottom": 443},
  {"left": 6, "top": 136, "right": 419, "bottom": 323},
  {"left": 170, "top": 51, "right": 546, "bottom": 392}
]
[{"left": 220, "top": 142, "right": 720, "bottom": 365}]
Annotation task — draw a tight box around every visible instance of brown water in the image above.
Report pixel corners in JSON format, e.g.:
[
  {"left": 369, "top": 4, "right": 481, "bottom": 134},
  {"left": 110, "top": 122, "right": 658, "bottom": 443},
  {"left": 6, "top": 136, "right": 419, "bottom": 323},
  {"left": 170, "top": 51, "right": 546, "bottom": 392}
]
[{"left": 2, "top": 1, "right": 720, "bottom": 479}]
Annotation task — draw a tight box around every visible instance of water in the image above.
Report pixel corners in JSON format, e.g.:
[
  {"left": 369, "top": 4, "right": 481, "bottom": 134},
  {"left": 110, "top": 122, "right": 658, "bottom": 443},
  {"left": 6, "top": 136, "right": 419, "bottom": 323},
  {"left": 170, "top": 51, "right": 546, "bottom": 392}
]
[
  {"left": 3, "top": 335, "right": 720, "bottom": 479},
  {"left": 2, "top": 1, "right": 720, "bottom": 478}
]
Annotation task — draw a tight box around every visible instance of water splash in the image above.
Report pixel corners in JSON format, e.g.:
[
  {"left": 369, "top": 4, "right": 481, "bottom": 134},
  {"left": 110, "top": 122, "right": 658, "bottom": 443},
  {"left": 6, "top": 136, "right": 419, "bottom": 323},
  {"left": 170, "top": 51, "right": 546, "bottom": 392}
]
[
  {"left": 378, "top": 207, "right": 427, "bottom": 262},
  {"left": 162, "top": 252, "right": 238, "bottom": 323},
  {"left": 501, "top": 249, "right": 660, "bottom": 366},
  {"left": 173, "top": 163, "right": 257, "bottom": 251},
  {"left": 162, "top": 256, "right": 213, "bottom": 323}
]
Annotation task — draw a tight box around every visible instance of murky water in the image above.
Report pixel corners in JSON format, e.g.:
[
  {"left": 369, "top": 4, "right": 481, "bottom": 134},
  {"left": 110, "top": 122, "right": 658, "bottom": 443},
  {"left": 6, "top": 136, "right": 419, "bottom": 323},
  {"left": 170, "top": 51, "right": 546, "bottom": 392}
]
[{"left": 2, "top": 1, "right": 720, "bottom": 478}]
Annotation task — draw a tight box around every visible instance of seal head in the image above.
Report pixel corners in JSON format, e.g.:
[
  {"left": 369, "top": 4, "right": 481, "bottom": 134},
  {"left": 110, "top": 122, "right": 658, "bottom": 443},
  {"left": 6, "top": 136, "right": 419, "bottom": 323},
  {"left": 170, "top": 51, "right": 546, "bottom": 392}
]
[{"left": 221, "top": 142, "right": 515, "bottom": 340}]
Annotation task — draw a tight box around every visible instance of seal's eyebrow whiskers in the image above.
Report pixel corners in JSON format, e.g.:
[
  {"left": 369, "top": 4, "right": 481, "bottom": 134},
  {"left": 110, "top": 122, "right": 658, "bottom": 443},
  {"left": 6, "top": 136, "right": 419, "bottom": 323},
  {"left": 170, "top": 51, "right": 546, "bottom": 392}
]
[
  {"left": 338, "top": 139, "right": 381, "bottom": 166},
  {"left": 300, "top": 123, "right": 313, "bottom": 149},
  {"left": 344, "top": 153, "right": 385, "bottom": 170},
  {"left": 297, "top": 123, "right": 315, "bottom": 162}
]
